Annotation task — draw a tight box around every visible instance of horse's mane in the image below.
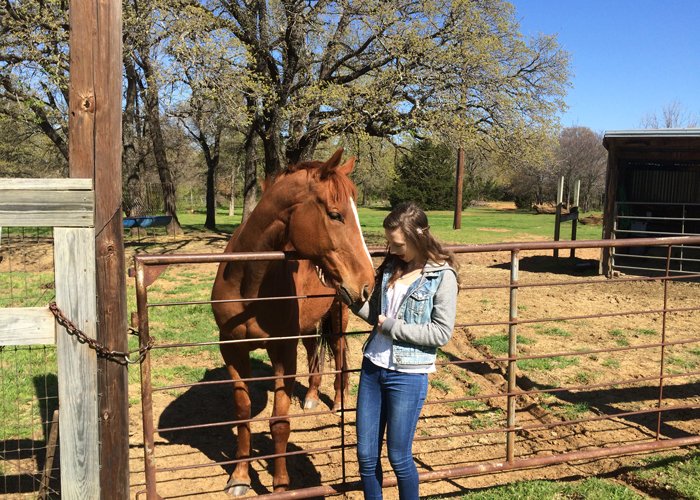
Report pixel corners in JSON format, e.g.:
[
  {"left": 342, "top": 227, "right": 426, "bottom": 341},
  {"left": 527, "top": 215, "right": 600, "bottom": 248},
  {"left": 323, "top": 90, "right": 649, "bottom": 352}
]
[{"left": 277, "top": 160, "right": 357, "bottom": 204}]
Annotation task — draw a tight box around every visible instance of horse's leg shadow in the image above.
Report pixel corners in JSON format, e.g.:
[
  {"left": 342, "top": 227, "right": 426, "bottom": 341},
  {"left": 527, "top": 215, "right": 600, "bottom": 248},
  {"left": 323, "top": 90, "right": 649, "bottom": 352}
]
[{"left": 157, "top": 361, "right": 321, "bottom": 495}]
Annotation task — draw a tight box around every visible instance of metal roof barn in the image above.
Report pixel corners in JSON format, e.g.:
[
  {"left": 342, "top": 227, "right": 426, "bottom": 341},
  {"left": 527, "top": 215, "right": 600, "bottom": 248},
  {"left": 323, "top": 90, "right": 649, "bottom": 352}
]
[{"left": 601, "top": 129, "right": 700, "bottom": 276}]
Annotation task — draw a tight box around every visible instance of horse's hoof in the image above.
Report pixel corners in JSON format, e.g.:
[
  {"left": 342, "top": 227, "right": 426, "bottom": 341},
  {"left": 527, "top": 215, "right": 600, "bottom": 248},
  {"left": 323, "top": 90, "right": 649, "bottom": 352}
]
[
  {"left": 303, "top": 398, "right": 319, "bottom": 410},
  {"left": 224, "top": 478, "right": 250, "bottom": 497},
  {"left": 332, "top": 402, "right": 342, "bottom": 414}
]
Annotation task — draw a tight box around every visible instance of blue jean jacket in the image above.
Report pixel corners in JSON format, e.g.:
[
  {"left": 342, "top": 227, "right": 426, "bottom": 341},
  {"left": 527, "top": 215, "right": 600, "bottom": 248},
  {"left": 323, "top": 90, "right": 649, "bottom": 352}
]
[{"left": 366, "top": 262, "right": 449, "bottom": 366}]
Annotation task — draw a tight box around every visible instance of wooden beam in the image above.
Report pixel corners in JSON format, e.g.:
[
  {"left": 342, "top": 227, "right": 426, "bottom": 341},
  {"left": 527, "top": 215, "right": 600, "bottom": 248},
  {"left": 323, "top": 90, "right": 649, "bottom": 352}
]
[
  {"left": 69, "top": 0, "right": 128, "bottom": 495},
  {"left": 0, "top": 188, "right": 94, "bottom": 227},
  {"left": 54, "top": 227, "right": 100, "bottom": 498},
  {"left": 1, "top": 178, "right": 92, "bottom": 190},
  {"left": 0, "top": 308, "right": 56, "bottom": 345}
]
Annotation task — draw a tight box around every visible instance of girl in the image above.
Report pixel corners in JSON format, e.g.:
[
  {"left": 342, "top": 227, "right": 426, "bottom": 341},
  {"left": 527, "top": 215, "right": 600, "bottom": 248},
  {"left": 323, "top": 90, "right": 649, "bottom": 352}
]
[{"left": 350, "top": 202, "right": 458, "bottom": 499}]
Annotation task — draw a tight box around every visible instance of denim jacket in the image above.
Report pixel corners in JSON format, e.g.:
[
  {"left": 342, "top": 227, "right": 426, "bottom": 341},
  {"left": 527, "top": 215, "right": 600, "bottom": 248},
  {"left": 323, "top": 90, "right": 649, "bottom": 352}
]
[{"left": 351, "top": 260, "right": 458, "bottom": 367}]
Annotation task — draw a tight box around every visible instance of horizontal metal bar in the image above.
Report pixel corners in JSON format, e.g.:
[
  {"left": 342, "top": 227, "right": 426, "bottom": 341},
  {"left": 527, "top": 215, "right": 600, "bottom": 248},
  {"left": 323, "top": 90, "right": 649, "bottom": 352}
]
[
  {"left": 252, "top": 436, "right": 700, "bottom": 499},
  {"left": 612, "top": 253, "right": 700, "bottom": 263},
  {"left": 614, "top": 229, "right": 700, "bottom": 237},
  {"left": 458, "top": 304, "right": 700, "bottom": 329},
  {"left": 156, "top": 406, "right": 353, "bottom": 434},
  {"left": 616, "top": 202, "right": 700, "bottom": 206},
  {"left": 148, "top": 292, "right": 336, "bottom": 308},
  {"left": 133, "top": 236, "right": 700, "bottom": 267},
  {"left": 613, "top": 264, "right": 700, "bottom": 275},
  {"left": 616, "top": 215, "right": 700, "bottom": 222}
]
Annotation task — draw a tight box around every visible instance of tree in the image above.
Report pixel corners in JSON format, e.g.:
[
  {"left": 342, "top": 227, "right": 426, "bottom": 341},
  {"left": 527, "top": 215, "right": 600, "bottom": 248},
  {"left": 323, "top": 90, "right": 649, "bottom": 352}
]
[
  {"left": 556, "top": 127, "right": 606, "bottom": 211},
  {"left": 164, "top": 3, "right": 254, "bottom": 228},
  {"left": 390, "top": 141, "right": 459, "bottom": 210},
  {"left": 640, "top": 101, "right": 698, "bottom": 129},
  {"left": 205, "top": 0, "right": 570, "bottom": 178},
  {"left": 0, "top": 0, "right": 70, "bottom": 160}
]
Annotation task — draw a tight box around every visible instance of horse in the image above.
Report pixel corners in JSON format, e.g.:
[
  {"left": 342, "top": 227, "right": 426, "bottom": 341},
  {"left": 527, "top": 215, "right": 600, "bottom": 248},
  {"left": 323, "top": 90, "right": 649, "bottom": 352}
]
[{"left": 211, "top": 149, "right": 375, "bottom": 495}]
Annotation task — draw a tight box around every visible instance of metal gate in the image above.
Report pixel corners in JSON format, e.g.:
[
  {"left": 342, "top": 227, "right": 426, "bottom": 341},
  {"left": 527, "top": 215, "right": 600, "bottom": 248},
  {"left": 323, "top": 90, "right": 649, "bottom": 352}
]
[{"left": 133, "top": 235, "right": 700, "bottom": 498}]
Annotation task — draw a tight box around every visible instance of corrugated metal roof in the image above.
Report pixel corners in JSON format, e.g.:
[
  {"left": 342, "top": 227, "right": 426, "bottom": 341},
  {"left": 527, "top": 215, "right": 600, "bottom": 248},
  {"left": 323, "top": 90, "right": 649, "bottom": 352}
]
[{"left": 603, "top": 128, "right": 700, "bottom": 149}]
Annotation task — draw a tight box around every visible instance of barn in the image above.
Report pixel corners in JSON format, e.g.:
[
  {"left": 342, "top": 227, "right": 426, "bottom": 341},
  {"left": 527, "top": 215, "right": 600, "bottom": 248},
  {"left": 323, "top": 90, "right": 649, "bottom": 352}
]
[{"left": 601, "top": 129, "right": 700, "bottom": 276}]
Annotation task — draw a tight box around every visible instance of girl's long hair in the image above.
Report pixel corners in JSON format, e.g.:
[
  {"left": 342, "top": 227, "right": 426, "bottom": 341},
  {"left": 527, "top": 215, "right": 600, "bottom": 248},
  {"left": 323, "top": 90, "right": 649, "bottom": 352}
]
[{"left": 379, "top": 202, "right": 457, "bottom": 286}]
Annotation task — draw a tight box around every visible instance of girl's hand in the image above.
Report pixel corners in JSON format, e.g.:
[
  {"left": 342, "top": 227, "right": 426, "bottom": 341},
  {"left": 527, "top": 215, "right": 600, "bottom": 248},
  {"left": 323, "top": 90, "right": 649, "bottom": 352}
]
[{"left": 377, "top": 315, "right": 386, "bottom": 328}]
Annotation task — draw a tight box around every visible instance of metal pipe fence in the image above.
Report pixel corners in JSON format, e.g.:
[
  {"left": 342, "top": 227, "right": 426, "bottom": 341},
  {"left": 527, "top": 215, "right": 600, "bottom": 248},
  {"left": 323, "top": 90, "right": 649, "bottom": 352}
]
[{"left": 133, "top": 236, "right": 700, "bottom": 498}]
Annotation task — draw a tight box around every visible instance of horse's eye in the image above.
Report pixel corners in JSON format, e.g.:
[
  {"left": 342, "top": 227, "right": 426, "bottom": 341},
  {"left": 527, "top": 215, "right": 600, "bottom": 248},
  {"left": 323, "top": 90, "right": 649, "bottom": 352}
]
[{"left": 328, "top": 211, "right": 344, "bottom": 223}]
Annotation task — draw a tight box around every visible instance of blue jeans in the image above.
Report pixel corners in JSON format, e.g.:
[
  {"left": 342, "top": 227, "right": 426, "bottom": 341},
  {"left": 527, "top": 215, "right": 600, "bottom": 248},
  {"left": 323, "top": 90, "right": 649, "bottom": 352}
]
[{"left": 356, "top": 357, "right": 428, "bottom": 500}]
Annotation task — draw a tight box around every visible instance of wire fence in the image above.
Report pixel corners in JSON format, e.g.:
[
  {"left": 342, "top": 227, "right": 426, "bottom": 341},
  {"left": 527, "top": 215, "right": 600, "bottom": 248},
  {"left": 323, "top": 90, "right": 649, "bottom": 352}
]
[{"left": 0, "top": 227, "right": 60, "bottom": 498}]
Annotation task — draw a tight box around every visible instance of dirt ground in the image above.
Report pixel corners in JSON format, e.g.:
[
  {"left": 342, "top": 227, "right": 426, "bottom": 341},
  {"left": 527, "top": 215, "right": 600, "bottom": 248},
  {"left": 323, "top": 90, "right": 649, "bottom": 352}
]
[
  {"left": 119, "top": 232, "right": 700, "bottom": 499},
  {"left": 2, "top": 221, "right": 699, "bottom": 499}
]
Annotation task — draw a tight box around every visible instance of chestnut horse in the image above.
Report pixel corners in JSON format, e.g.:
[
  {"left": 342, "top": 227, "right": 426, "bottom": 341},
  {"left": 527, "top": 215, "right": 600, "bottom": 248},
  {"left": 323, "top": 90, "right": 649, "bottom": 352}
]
[{"left": 211, "top": 149, "right": 375, "bottom": 495}]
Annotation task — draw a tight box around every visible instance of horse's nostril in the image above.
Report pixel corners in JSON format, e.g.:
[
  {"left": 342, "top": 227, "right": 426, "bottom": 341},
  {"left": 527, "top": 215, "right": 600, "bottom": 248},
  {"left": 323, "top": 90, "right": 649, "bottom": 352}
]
[{"left": 362, "top": 284, "right": 371, "bottom": 302}]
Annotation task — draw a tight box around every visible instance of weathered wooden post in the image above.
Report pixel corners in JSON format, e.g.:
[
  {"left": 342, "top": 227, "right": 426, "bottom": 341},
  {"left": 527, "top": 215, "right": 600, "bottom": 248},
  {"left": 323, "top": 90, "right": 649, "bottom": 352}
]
[
  {"left": 570, "top": 180, "right": 581, "bottom": 258},
  {"left": 69, "top": 0, "right": 128, "bottom": 496},
  {"left": 453, "top": 147, "right": 465, "bottom": 230},
  {"left": 553, "top": 176, "right": 564, "bottom": 257}
]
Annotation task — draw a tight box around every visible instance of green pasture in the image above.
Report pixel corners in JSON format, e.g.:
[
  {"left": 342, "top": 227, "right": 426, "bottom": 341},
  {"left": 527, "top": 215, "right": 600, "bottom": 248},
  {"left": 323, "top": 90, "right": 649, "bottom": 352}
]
[{"left": 173, "top": 205, "right": 604, "bottom": 246}]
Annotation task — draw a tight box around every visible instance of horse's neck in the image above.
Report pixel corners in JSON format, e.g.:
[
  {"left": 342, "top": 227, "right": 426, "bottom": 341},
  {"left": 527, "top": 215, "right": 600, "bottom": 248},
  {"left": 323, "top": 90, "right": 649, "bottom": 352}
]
[{"left": 227, "top": 185, "right": 298, "bottom": 297}]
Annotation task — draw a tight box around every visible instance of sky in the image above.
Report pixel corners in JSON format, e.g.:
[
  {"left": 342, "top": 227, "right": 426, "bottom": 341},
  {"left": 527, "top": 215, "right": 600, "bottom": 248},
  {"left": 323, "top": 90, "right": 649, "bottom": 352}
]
[{"left": 510, "top": 0, "right": 700, "bottom": 134}]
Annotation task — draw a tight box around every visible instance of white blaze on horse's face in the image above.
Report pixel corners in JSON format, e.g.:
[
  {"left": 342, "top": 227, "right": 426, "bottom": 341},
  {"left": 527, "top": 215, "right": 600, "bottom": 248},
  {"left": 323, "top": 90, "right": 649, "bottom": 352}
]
[{"left": 350, "top": 198, "right": 374, "bottom": 273}]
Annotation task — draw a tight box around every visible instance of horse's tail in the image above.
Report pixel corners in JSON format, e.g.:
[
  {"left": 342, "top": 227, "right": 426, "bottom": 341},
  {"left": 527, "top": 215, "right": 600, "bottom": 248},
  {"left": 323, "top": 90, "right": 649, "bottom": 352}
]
[{"left": 315, "top": 303, "right": 346, "bottom": 367}]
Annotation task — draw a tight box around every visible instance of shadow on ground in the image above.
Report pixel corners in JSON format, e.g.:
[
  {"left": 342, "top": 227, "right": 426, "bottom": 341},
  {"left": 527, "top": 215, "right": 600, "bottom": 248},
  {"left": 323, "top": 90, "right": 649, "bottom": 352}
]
[{"left": 157, "top": 361, "right": 323, "bottom": 495}]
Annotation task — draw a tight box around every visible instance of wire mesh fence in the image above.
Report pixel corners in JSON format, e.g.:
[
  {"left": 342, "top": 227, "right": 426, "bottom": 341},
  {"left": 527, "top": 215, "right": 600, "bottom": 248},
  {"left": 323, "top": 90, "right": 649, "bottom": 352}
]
[
  {"left": 0, "top": 226, "right": 60, "bottom": 498},
  {"left": 0, "top": 345, "right": 60, "bottom": 498}
]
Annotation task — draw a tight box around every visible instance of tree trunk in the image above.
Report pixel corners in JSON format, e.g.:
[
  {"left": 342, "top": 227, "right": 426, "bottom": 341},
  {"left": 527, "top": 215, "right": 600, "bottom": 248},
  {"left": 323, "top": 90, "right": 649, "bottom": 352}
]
[
  {"left": 142, "top": 54, "right": 182, "bottom": 234},
  {"left": 201, "top": 129, "right": 221, "bottom": 231},
  {"left": 242, "top": 125, "right": 259, "bottom": 222},
  {"left": 121, "top": 57, "right": 143, "bottom": 216}
]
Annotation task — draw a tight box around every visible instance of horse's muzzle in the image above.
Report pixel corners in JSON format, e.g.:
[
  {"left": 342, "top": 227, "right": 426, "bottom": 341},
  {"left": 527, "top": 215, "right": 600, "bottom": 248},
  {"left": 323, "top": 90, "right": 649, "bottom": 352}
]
[
  {"left": 337, "top": 285, "right": 354, "bottom": 306},
  {"left": 338, "top": 283, "right": 371, "bottom": 306}
]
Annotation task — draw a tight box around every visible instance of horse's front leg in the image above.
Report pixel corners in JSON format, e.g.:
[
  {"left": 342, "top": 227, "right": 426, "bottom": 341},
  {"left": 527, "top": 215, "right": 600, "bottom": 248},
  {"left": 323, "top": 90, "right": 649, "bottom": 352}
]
[
  {"left": 268, "top": 341, "right": 297, "bottom": 491},
  {"left": 302, "top": 335, "right": 322, "bottom": 410},
  {"left": 327, "top": 302, "right": 349, "bottom": 412},
  {"left": 220, "top": 344, "right": 253, "bottom": 497}
]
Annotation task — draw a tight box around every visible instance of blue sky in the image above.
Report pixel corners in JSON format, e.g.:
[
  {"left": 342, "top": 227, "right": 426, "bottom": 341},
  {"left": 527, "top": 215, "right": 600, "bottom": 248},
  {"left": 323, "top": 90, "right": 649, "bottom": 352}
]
[{"left": 510, "top": 0, "right": 700, "bottom": 133}]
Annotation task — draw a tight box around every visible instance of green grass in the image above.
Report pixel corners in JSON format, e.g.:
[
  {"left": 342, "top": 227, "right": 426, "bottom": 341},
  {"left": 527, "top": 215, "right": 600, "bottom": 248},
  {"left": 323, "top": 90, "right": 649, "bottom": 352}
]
[
  {"left": 449, "top": 399, "right": 486, "bottom": 412},
  {"left": 430, "top": 379, "right": 451, "bottom": 393},
  {"left": 469, "top": 408, "right": 504, "bottom": 430},
  {"left": 631, "top": 451, "right": 700, "bottom": 498},
  {"left": 0, "top": 346, "right": 58, "bottom": 440},
  {"left": 634, "top": 328, "right": 658, "bottom": 336},
  {"left": 666, "top": 356, "right": 698, "bottom": 370},
  {"left": 534, "top": 325, "right": 572, "bottom": 338},
  {"left": 573, "top": 371, "right": 594, "bottom": 385},
  {"left": 349, "top": 206, "right": 603, "bottom": 246},
  {"left": 0, "top": 271, "right": 55, "bottom": 307},
  {"left": 540, "top": 401, "right": 590, "bottom": 421},
  {"left": 609, "top": 328, "right": 630, "bottom": 347},
  {"left": 517, "top": 356, "right": 578, "bottom": 371},
  {"left": 426, "top": 477, "right": 643, "bottom": 499},
  {"left": 602, "top": 358, "right": 621, "bottom": 369},
  {"left": 472, "top": 334, "right": 535, "bottom": 355}
]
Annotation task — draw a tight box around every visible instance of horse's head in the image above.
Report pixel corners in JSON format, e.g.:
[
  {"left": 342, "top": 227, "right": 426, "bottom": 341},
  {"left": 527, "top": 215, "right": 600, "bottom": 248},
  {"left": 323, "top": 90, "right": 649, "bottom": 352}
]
[{"left": 284, "top": 149, "right": 375, "bottom": 306}]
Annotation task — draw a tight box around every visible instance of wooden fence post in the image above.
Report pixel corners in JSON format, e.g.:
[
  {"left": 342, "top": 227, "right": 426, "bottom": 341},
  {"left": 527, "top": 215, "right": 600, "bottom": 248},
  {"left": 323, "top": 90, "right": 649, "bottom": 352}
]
[
  {"left": 69, "top": 0, "right": 128, "bottom": 495},
  {"left": 54, "top": 228, "right": 100, "bottom": 498}
]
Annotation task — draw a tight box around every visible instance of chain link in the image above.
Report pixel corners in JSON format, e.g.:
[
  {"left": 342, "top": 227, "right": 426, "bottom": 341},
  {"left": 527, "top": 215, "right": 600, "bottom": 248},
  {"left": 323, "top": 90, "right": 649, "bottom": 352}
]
[{"left": 49, "top": 301, "right": 153, "bottom": 365}]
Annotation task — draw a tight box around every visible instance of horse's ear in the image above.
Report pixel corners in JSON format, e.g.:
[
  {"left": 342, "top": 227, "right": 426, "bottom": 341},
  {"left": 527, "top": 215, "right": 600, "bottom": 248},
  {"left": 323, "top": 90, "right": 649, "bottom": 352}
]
[
  {"left": 321, "top": 148, "right": 347, "bottom": 178},
  {"left": 337, "top": 156, "right": 356, "bottom": 176},
  {"left": 326, "top": 148, "right": 344, "bottom": 168}
]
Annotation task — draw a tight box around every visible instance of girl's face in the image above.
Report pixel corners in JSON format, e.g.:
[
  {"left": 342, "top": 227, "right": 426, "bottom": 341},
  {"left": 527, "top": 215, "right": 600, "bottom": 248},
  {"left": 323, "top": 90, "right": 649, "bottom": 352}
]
[{"left": 385, "top": 228, "right": 418, "bottom": 264}]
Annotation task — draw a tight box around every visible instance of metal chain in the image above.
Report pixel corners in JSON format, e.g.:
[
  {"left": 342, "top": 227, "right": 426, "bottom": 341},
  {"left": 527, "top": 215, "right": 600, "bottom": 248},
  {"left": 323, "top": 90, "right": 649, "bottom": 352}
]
[{"left": 49, "top": 301, "right": 153, "bottom": 365}]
